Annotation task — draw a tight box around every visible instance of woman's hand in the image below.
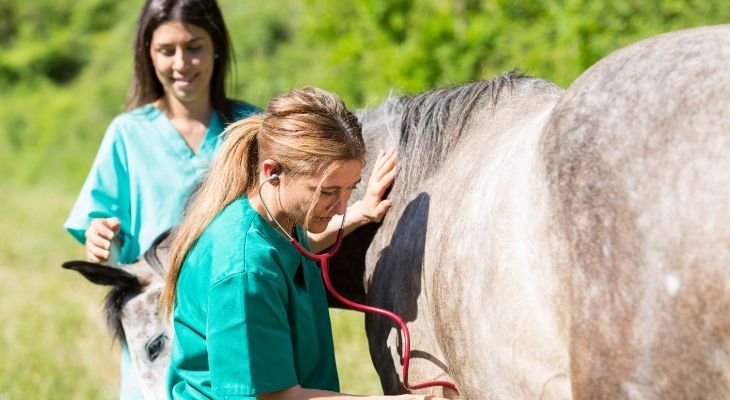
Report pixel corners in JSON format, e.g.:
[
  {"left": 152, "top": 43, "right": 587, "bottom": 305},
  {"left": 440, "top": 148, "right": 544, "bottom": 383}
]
[
  {"left": 307, "top": 148, "right": 398, "bottom": 252},
  {"left": 84, "top": 217, "right": 121, "bottom": 263},
  {"left": 357, "top": 148, "right": 397, "bottom": 224}
]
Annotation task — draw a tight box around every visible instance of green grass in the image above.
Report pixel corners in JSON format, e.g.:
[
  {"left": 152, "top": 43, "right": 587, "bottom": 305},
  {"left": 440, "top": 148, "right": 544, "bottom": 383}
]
[
  {"left": 330, "top": 309, "right": 382, "bottom": 394},
  {"left": 0, "top": 185, "right": 117, "bottom": 399},
  {"left": 0, "top": 184, "right": 381, "bottom": 398}
]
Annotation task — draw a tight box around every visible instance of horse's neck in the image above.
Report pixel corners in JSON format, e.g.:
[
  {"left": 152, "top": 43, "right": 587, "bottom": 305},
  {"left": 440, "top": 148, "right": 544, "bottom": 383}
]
[
  {"left": 365, "top": 100, "right": 559, "bottom": 273},
  {"left": 364, "top": 103, "right": 571, "bottom": 398}
]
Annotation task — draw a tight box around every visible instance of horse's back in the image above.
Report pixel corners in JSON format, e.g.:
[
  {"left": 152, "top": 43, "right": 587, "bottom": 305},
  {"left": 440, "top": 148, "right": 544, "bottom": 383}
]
[{"left": 544, "top": 25, "right": 730, "bottom": 399}]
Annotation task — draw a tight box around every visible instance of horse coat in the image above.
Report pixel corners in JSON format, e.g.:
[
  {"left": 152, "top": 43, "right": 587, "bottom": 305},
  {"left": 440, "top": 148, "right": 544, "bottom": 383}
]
[{"left": 331, "top": 24, "right": 730, "bottom": 399}]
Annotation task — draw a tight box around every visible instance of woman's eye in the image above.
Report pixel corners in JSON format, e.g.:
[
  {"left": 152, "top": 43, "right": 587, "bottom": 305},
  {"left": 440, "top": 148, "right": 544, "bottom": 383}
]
[
  {"left": 321, "top": 191, "right": 335, "bottom": 196},
  {"left": 158, "top": 48, "right": 174, "bottom": 56},
  {"left": 188, "top": 46, "right": 203, "bottom": 52}
]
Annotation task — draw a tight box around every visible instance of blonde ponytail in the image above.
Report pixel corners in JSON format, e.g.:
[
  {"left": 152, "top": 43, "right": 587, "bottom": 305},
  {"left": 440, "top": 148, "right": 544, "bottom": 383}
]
[
  {"left": 162, "top": 87, "right": 365, "bottom": 317},
  {"left": 161, "top": 115, "right": 263, "bottom": 317}
]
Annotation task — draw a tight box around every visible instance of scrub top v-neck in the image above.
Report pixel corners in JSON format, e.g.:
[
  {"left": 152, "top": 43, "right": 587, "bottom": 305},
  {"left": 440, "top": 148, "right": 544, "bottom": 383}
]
[{"left": 65, "top": 102, "right": 258, "bottom": 263}]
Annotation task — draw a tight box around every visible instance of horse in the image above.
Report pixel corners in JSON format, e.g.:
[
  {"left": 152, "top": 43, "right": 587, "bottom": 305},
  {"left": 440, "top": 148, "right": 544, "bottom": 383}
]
[
  {"left": 62, "top": 232, "right": 173, "bottom": 400},
  {"left": 62, "top": 24, "right": 730, "bottom": 399},
  {"left": 329, "top": 24, "right": 730, "bottom": 399}
]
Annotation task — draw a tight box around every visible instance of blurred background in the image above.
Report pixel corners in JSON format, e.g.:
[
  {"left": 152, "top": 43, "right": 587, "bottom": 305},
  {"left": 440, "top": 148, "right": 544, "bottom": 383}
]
[{"left": 0, "top": 0, "right": 728, "bottom": 398}]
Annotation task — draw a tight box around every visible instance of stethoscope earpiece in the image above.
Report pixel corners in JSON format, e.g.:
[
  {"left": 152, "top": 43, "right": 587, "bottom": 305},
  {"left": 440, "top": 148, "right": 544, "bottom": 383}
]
[{"left": 258, "top": 173, "right": 346, "bottom": 243}]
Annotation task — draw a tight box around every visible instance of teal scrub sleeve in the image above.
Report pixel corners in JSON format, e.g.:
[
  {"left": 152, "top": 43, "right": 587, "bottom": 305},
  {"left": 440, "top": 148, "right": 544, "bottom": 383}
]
[
  {"left": 207, "top": 272, "right": 298, "bottom": 397},
  {"left": 64, "top": 120, "right": 135, "bottom": 259}
]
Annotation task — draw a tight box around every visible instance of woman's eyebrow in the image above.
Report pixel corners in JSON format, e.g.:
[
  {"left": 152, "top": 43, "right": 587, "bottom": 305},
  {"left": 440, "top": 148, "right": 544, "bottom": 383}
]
[
  {"left": 154, "top": 36, "right": 206, "bottom": 46},
  {"left": 322, "top": 178, "right": 362, "bottom": 190}
]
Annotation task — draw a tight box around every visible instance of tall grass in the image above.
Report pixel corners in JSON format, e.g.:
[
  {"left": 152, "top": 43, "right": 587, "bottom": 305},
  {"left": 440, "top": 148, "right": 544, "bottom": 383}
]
[{"left": 0, "top": 184, "right": 381, "bottom": 398}]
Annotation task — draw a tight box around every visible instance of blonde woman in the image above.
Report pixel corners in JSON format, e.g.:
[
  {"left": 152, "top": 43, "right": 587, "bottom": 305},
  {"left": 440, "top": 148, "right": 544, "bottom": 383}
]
[{"left": 162, "top": 87, "right": 446, "bottom": 400}]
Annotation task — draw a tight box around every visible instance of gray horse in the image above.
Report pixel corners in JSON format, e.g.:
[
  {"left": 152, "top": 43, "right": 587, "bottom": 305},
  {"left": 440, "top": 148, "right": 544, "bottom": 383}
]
[
  {"left": 331, "top": 24, "right": 730, "bottom": 399},
  {"left": 62, "top": 24, "right": 729, "bottom": 399},
  {"left": 62, "top": 232, "right": 172, "bottom": 400}
]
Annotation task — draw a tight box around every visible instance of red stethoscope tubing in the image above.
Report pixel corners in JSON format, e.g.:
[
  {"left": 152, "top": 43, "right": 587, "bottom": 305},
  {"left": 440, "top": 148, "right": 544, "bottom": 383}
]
[
  {"left": 290, "top": 229, "right": 459, "bottom": 395},
  {"left": 259, "top": 175, "right": 457, "bottom": 394}
]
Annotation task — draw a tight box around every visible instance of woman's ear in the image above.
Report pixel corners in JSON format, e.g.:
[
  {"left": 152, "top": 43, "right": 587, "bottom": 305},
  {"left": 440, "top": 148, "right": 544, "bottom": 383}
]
[{"left": 261, "top": 159, "right": 281, "bottom": 184}]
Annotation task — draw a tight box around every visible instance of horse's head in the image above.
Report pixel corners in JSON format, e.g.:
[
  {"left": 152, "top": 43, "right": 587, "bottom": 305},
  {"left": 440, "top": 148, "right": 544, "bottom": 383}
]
[{"left": 62, "top": 232, "right": 172, "bottom": 400}]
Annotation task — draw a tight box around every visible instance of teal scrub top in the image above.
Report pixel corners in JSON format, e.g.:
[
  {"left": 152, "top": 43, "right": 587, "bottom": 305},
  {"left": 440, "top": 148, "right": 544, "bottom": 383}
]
[
  {"left": 168, "top": 197, "right": 339, "bottom": 399},
  {"left": 64, "top": 102, "right": 258, "bottom": 263}
]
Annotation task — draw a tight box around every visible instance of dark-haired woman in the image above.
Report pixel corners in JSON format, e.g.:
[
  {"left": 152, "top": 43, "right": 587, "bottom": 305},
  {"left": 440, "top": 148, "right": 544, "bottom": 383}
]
[{"left": 64, "top": 0, "right": 256, "bottom": 397}]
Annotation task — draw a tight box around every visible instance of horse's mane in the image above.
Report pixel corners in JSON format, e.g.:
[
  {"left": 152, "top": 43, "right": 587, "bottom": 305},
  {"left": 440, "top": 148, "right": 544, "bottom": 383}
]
[
  {"left": 360, "top": 70, "right": 547, "bottom": 194},
  {"left": 103, "top": 230, "right": 171, "bottom": 343},
  {"left": 105, "top": 286, "right": 135, "bottom": 343},
  {"left": 104, "top": 286, "right": 132, "bottom": 341}
]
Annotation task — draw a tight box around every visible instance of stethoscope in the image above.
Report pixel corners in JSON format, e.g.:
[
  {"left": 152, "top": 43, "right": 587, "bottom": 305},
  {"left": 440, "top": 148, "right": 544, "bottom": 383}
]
[{"left": 258, "top": 174, "right": 459, "bottom": 395}]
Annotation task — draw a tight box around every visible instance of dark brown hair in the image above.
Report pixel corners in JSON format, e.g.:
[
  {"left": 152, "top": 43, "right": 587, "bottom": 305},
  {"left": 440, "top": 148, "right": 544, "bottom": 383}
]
[{"left": 126, "top": 0, "right": 236, "bottom": 120}]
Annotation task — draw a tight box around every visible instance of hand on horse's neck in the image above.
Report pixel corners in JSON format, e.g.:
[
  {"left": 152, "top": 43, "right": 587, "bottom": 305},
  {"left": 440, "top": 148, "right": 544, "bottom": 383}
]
[{"left": 156, "top": 96, "right": 213, "bottom": 154}]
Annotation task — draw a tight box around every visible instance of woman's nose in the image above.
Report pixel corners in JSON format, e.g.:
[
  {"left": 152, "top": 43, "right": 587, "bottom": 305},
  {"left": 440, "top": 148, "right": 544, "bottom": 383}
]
[
  {"left": 333, "top": 200, "right": 347, "bottom": 215},
  {"left": 331, "top": 193, "right": 351, "bottom": 215},
  {"left": 172, "top": 49, "right": 187, "bottom": 71}
]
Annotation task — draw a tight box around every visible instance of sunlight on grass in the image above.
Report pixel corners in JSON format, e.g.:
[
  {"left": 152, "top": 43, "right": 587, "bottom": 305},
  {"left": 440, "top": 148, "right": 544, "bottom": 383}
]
[
  {"left": 0, "top": 185, "right": 118, "bottom": 399},
  {"left": 330, "top": 309, "right": 382, "bottom": 395}
]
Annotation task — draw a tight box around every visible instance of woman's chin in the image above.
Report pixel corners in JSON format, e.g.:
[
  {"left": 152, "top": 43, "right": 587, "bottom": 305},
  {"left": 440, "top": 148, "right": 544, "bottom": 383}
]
[{"left": 306, "top": 220, "right": 330, "bottom": 234}]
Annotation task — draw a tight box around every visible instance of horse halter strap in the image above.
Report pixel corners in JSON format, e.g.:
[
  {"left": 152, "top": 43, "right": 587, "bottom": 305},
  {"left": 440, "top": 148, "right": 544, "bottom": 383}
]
[{"left": 259, "top": 176, "right": 460, "bottom": 395}]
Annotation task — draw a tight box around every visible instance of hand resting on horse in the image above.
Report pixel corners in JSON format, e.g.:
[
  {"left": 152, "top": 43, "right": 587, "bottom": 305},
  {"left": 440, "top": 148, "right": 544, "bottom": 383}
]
[{"left": 309, "top": 148, "right": 397, "bottom": 253}]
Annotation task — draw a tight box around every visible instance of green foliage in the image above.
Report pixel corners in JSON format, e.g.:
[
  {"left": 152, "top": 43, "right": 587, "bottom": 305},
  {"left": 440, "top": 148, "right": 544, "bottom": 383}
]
[{"left": 2, "top": 0, "right": 728, "bottom": 191}]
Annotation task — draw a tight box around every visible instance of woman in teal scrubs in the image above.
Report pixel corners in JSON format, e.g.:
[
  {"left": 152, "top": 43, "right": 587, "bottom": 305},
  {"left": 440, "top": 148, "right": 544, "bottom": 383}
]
[
  {"left": 162, "top": 87, "right": 447, "bottom": 400},
  {"left": 64, "top": 0, "right": 256, "bottom": 398}
]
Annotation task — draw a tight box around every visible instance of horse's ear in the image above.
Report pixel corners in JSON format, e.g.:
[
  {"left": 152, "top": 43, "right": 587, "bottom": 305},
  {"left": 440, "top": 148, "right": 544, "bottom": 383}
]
[{"left": 62, "top": 260, "right": 140, "bottom": 288}]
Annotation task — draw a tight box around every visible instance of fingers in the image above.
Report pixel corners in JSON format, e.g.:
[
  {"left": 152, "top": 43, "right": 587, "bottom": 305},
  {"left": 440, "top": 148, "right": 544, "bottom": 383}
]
[
  {"left": 371, "top": 148, "right": 387, "bottom": 170},
  {"left": 85, "top": 245, "right": 108, "bottom": 263},
  {"left": 371, "top": 148, "right": 398, "bottom": 182},
  {"left": 367, "top": 199, "right": 392, "bottom": 223},
  {"left": 377, "top": 162, "right": 397, "bottom": 191},
  {"left": 367, "top": 166, "right": 397, "bottom": 201},
  {"left": 368, "top": 148, "right": 398, "bottom": 197},
  {"left": 88, "top": 218, "right": 120, "bottom": 241},
  {"left": 85, "top": 232, "right": 111, "bottom": 262},
  {"left": 84, "top": 218, "right": 120, "bottom": 263},
  {"left": 354, "top": 148, "right": 399, "bottom": 224},
  {"left": 105, "top": 217, "right": 121, "bottom": 232}
]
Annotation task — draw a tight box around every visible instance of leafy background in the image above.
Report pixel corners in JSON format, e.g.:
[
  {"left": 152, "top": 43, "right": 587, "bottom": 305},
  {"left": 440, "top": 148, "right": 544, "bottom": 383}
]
[{"left": 0, "top": 0, "right": 728, "bottom": 398}]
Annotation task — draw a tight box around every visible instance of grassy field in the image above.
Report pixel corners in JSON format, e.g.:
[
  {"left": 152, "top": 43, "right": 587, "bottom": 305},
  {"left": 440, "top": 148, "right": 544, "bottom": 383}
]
[{"left": 0, "top": 184, "right": 381, "bottom": 399}]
